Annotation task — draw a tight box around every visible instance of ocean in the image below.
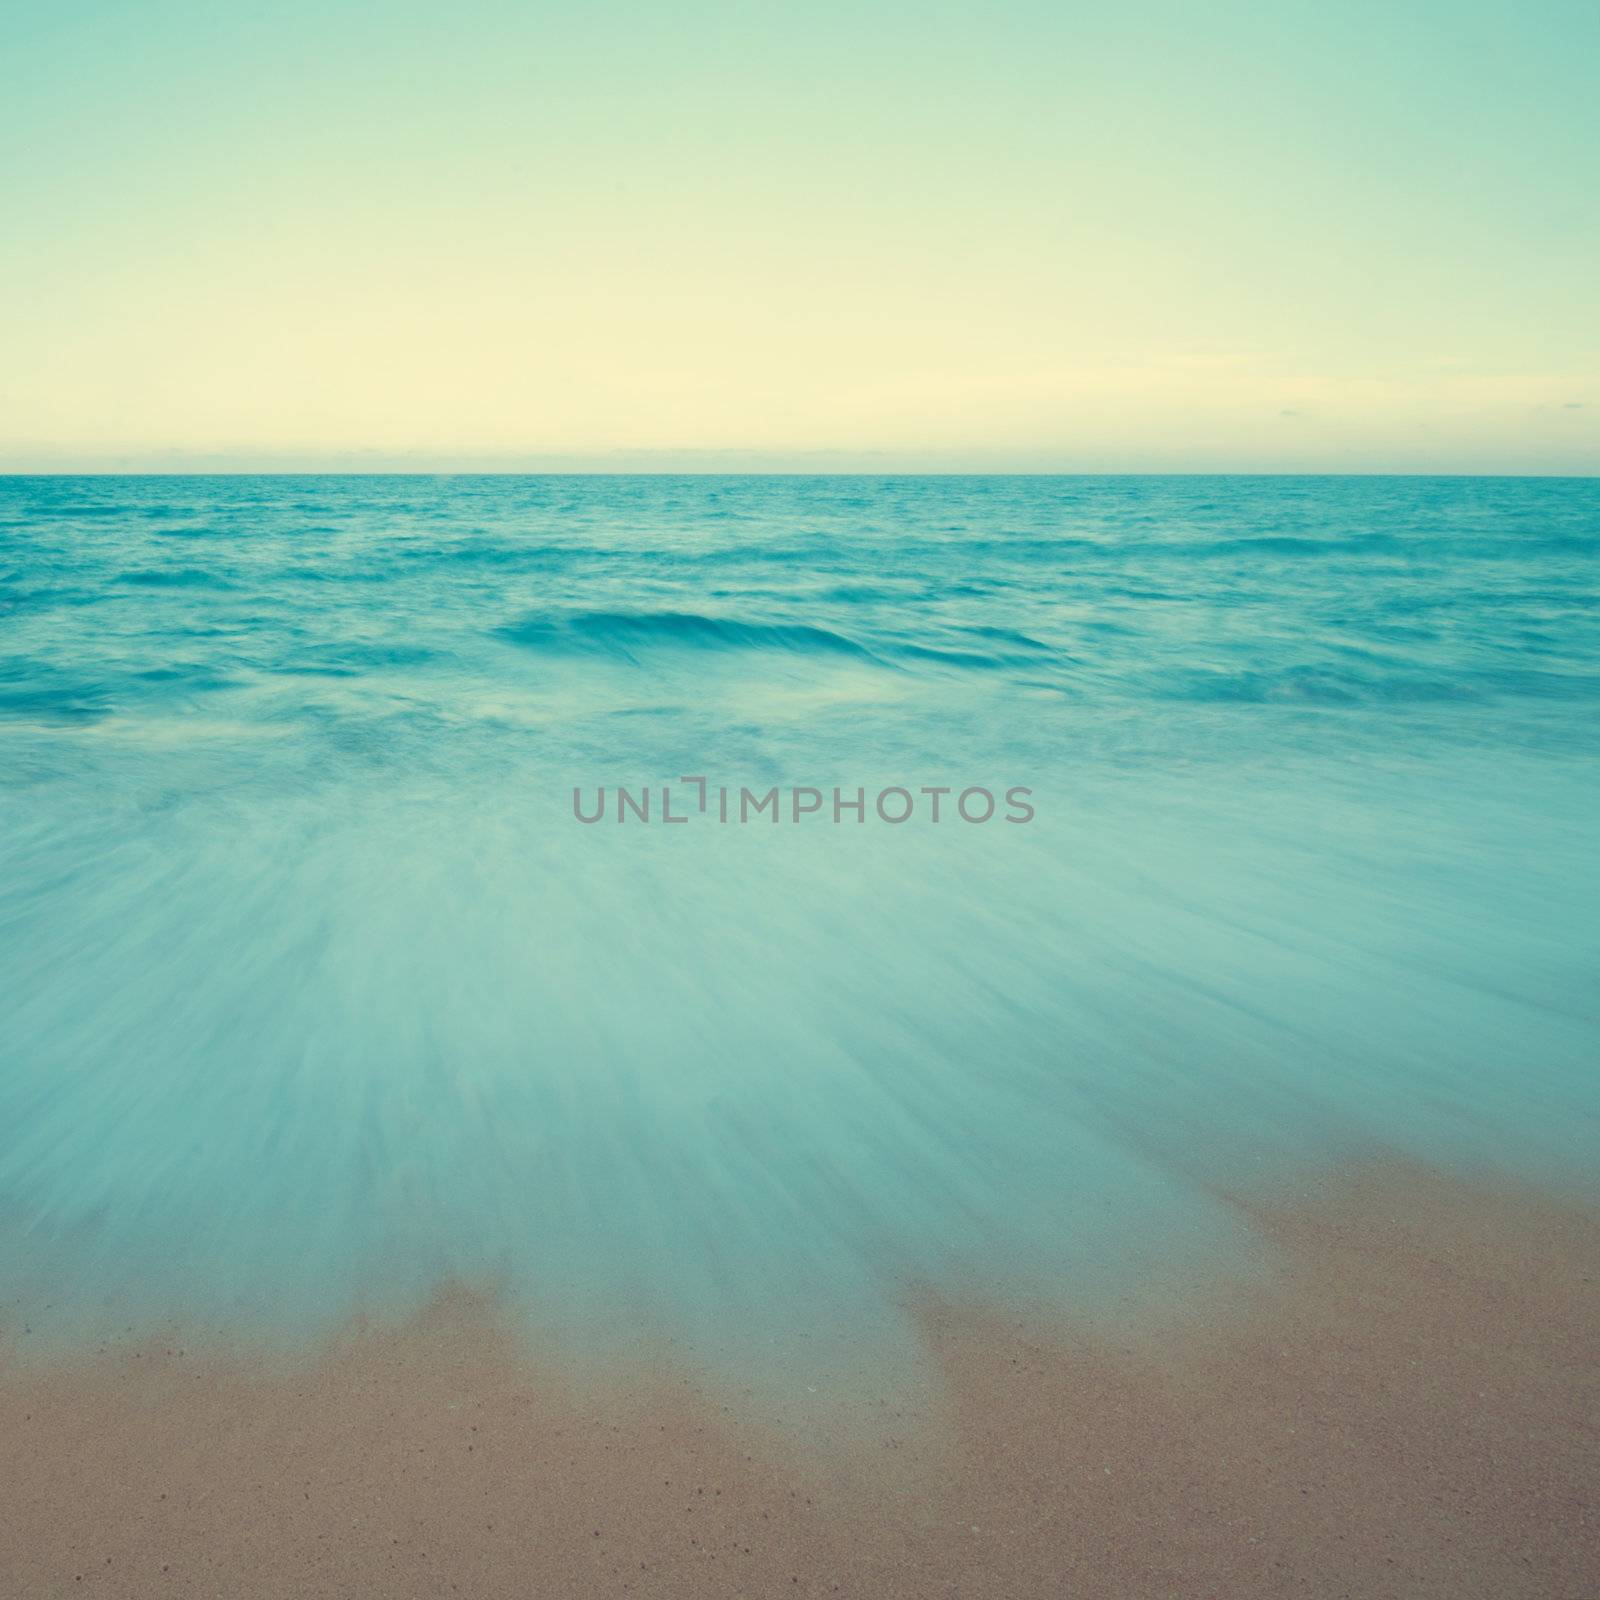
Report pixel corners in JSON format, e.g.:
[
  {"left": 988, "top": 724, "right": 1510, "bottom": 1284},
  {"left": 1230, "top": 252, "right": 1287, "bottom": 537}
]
[{"left": 2, "top": 474, "right": 1596, "bottom": 1375}]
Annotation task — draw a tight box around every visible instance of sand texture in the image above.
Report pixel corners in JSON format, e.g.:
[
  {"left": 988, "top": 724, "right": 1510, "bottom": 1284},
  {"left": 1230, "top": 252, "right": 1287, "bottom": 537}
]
[{"left": 2, "top": 1161, "right": 1596, "bottom": 1598}]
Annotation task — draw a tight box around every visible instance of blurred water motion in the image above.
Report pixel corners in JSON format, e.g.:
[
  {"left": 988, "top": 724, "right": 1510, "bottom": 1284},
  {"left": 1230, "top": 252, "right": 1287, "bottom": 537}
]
[{"left": 1, "top": 475, "right": 1596, "bottom": 1370}]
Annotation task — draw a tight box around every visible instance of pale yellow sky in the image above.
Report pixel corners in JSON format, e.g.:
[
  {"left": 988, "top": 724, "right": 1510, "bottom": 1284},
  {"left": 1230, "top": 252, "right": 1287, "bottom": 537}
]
[{"left": 2, "top": 1, "right": 1595, "bottom": 472}]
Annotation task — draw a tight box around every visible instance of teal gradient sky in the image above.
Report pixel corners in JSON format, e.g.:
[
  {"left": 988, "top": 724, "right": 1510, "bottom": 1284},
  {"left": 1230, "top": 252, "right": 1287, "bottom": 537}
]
[{"left": 2, "top": 0, "right": 1595, "bottom": 472}]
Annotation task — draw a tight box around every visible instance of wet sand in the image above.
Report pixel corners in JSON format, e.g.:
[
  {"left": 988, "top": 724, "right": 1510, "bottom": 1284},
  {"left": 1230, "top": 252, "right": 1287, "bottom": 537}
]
[{"left": 2, "top": 1160, "right": 1596, "bottom": 1598}]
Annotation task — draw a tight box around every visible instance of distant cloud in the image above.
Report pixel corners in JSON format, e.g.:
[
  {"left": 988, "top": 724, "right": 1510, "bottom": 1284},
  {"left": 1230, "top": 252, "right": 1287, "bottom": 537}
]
[{"left": 1563, "top": 401, "right": 1585, "bottom": 409}]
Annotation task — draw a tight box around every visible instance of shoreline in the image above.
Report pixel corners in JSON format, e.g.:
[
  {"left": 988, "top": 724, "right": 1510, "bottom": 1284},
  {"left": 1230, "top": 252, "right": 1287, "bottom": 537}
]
[{"left": 3, "top": 1158, "right": 1596, "bottom": 1597}]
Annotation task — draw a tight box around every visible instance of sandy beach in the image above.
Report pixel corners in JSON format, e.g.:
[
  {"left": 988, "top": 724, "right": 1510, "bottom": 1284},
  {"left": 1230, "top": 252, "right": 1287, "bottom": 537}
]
[
  {"left": 6, "top": 0, "right": 1598, "bottom": 1585},
  {"left": 3, "top": 1158, "right": 1594, "bottom": 1599}
]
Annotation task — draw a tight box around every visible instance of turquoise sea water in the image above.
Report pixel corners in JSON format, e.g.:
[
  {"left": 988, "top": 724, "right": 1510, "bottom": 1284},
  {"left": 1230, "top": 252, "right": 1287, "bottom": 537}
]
[{"left": 2, "top": 476, "right": 1597, "bottom": 1370}]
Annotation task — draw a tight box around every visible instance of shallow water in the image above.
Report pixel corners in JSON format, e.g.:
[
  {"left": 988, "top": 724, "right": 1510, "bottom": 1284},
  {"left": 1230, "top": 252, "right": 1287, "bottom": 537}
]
[{"left": 1, "top": 475, "right": 1597, "bottom": 1372}]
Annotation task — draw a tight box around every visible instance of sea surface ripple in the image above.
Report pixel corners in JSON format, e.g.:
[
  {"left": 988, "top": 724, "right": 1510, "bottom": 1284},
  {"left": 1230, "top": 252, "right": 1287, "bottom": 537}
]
[{"left": 2, "top": 475, "right": 1597, "bottom": 1373}]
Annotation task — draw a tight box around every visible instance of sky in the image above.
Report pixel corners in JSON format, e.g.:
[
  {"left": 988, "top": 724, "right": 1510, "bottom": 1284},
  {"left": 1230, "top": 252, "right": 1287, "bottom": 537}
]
[{"left": 0, "top": 0, "right": 1595, "bottom": 473}]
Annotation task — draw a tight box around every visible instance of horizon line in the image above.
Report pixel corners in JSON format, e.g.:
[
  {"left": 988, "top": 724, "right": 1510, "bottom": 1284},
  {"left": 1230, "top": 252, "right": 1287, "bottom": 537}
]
[{"left": 2, "top": 468, "right": 1596, "bottom": 481}]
